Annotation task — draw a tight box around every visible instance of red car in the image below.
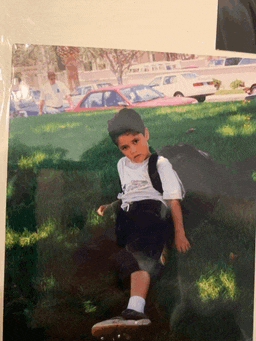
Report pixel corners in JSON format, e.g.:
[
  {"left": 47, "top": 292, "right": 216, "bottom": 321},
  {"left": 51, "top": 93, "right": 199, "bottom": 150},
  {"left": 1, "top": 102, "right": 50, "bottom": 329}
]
[{"left": 66, "top": 84, "right": 197, "bottom": 112}]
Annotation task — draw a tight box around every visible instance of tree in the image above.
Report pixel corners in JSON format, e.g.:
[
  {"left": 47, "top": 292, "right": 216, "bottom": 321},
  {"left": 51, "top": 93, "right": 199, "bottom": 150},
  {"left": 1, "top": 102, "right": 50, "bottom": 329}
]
[
  {"left": 79, "top": 48, "right": 143, "bottom": 84},
  {"left": 99, "top": 49, "right": 143, "bottom": 84},
  {"left": 12, "top": 44, "right": 39, "bottom": 67},
  {"left": 12, "top": 44, "right": 82, "bottom": 92},
  {"left": 79, "top": 47, "right": 103, "bottom": 71},
  {"left": 56, "top": 46, "right": 80, "bottom": 92},
  {"left": 12, "top": 44, "right": 58, "bottom": 70}
]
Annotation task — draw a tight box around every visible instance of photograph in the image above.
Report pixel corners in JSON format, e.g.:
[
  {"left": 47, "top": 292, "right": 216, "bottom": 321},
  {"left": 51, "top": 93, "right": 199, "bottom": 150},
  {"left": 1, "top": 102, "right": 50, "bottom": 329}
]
[
  {"left": 3, "top": 43, "right": 256, "bottom": 340},
  {"left": 1, "top": 1, "right": 256, "bottom": 341}
]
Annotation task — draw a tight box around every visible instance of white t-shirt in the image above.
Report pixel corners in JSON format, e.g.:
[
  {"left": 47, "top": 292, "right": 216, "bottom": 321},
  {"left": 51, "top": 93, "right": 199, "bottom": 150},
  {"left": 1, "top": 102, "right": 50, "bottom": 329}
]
[
  {"left": 40, "top": 80, "right": 69, "bottom": 107},
  {"left": 15, "top": 81, "right": 31, "bottom": 101},
  {"left": 117, "top": 155, "right": 185, "bottom": 210}
]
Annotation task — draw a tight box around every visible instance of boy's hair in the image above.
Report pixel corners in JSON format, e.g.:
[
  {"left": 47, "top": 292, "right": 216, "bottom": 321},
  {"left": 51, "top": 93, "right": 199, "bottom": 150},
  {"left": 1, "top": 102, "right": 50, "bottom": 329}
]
[{"left": 108, "top": 108, "right": 145, "bottom": 145}]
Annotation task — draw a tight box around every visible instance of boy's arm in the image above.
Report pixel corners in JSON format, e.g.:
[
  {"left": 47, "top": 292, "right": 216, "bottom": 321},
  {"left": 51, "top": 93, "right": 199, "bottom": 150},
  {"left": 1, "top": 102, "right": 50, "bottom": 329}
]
[
  {"left": 97, "top": 199, "right": 121, "bottom": 216},
  {"left": 39, "top": 99, "right": 44, "bottom": 116},
  {"left": 167, "top": 199, "right": 191, "bottom": 253}
]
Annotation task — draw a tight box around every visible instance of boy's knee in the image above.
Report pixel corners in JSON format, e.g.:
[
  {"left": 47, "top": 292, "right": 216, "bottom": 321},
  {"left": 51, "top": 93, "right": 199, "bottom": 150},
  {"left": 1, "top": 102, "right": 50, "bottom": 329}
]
[{"left": 131, "top": 252, "right": 161, "bottom": 277}]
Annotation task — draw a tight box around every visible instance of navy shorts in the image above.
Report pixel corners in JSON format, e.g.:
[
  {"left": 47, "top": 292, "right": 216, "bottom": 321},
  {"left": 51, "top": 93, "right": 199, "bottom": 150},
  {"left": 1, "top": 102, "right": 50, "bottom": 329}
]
[{"left": 115, "top": 200, "right": 174, "bottom": 276}]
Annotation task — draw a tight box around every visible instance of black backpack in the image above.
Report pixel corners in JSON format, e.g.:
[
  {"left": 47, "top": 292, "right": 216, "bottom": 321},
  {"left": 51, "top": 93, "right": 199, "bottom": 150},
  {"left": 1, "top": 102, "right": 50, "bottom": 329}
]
[
  {"left": 148, "top": 144, "right": 234, "bottom": 198},
  {"left": 148, "top": 153, "right": 164, "bottom": 194}
]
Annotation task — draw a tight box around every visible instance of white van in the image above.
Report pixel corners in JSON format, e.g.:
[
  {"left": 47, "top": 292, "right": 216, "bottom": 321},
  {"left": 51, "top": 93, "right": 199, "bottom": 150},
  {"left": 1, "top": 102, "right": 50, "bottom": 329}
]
[{"left": 128, "top": 61, "right": 181, "bottom": 74}]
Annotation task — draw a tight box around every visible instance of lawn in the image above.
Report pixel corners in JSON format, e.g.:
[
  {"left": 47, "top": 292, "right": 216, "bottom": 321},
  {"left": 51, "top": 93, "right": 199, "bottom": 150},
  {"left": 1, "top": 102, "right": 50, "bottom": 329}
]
[
  {"left": 216, "top": 89, "right": 245, "bottom": 95},
  {"left": 5, "top": 100, "right": 256, "bottom": 340},
  {"left": 8, "top": 99, "right": 256, "bottom": 165}
]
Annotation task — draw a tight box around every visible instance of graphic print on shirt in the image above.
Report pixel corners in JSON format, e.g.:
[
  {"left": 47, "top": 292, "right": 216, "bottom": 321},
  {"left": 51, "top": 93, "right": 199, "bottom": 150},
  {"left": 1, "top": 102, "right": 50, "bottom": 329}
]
[{"left": 123, "top": 180, "right": 149, "bottom": 194}]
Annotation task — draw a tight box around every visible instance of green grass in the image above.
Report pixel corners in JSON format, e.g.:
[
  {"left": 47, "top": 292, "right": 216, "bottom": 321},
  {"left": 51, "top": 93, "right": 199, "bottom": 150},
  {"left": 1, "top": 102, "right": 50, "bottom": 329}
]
[
  {"left": 252, "top": 171, "right": 256, "bottom": 181},
  {"left": 5, "top": 221, "right": 55, "bottom": 249},
  {"left": 8, "top": 110, "right": 116, "bottom": 162},
  {"left": 216, "top": 89, "right": 245, "bottom": 95},
  {"left": 5, "top": 101, "right": 256, "bottom": 340},
  {"left": 8, "top": 100, "right": 256, "bottom": 166},
  {"left": 197, "top": 265, "right": 239, "bottom": 302}
]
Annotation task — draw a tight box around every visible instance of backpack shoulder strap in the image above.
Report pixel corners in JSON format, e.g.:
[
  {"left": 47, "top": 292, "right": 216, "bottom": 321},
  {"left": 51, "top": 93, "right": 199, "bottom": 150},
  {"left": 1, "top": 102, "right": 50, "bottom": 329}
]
[{"left": 148, "top": 153, "right": 163, "bottom": 194}]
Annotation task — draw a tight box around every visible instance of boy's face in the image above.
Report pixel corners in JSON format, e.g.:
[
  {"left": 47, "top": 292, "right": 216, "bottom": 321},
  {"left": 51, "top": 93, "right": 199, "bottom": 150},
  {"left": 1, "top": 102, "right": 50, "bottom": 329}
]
[{"left": 117, "top": 129, "right": 151, "bottom": 163}]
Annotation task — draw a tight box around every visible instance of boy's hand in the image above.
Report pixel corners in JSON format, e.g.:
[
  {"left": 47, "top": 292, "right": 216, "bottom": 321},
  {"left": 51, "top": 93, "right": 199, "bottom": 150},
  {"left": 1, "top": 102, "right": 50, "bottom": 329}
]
[
  {"left": 97, "top": 205, "right": 110, "bottom": 216},
  {"left": 175, "top": 230, "right": 191, "bottom": 253}
]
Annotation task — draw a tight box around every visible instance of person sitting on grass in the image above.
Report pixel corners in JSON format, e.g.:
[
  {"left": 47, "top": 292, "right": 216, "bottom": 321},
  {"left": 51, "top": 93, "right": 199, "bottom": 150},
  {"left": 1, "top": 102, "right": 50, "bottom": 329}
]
[{"left": 97, "top": 108, "right": 191, "bottom": 323}]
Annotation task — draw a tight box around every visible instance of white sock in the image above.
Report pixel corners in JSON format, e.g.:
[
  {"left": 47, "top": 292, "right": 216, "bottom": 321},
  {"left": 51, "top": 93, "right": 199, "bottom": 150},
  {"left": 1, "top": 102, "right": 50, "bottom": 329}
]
[{"left": 127, "top": 296, "right": 146, "bottom": 313}]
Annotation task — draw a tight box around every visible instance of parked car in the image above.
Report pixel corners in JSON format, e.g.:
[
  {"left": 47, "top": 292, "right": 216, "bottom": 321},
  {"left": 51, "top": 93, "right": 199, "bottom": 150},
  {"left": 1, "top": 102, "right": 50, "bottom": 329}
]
[
  {"left": 64, "top": 82, "right": 114, "bottom": 108},
  {"left": 10, "top": 89, "right": 40, "bottom": 117},
  {"left": 128, "top": 61, "right": 181, "bottom": 74},
  {"left": 238, "top": 58, "right": 256, "bottom": 65},
  {"left": 66, "top": 84, "right": 197, "bottom": 113},
  {"left": 30, "top": 89, "right": 41, "bottom": 103},
  {"left": 207, "top": 57, "right": 242, "bottom": 67},
  {"left": 207, "top": 57, "right": 256, "bottom": 67},
  {"left": 148, "top": 72, "right": 216, "bottom": 102},
  {"left": 207, "top": 59, "right": 226, "bottom": 67}
]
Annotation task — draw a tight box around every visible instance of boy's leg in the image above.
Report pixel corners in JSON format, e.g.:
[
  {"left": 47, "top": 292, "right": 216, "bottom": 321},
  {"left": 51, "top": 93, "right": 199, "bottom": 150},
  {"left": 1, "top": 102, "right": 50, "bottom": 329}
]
[
  {"left": 122, "top": 215, "right": 166, "bottom": 317},
  {"left": 122, "top": 270, "right": 150, "bottom": 316},
  {"left": 114, "top": 203, "right": 166, "bottom": 318},
  {"left": 130, "top": 270, "right": 150, "bottom": 299},
  {"left": 91, "top": 269, "right": 151, "bottom": 337}
]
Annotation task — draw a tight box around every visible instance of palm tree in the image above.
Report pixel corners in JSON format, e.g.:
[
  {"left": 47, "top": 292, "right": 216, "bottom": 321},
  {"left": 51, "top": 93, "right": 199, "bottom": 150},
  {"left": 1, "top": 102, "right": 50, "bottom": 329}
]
[{"left": 56, "top": 46, "right": 80, "bottom": 92}]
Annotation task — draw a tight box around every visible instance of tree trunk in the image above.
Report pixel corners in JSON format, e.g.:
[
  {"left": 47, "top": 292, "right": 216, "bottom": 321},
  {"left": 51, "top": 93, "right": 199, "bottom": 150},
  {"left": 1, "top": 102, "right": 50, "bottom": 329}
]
[
  {"left": 57, "top": 47, "right": 80, "bottom": 92},
  {"left": 117, "top": 74, "right": 122, "bottom": 85}
]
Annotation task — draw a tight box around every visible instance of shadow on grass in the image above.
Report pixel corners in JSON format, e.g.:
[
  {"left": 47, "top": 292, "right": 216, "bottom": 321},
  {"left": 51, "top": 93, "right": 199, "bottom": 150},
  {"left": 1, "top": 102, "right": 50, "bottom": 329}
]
[{"left": 4, "top": 242, "right": 46, "bottom": 340}]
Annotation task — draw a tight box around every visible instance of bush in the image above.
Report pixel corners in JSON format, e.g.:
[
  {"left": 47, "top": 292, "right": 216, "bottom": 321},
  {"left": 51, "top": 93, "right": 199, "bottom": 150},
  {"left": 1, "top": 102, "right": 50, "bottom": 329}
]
[
  {"left": 230, "top": 79, "right": 245, "bottom": 89},
  {"left": 213, "top": 78, "right": 222, "bottom": 90}
]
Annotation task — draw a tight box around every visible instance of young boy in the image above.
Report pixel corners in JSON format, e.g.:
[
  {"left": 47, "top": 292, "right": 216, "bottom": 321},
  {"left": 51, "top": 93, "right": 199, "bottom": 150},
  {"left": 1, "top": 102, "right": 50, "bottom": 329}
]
[{"left": 97, "top": 108, "right": 190, "bottom": 324}]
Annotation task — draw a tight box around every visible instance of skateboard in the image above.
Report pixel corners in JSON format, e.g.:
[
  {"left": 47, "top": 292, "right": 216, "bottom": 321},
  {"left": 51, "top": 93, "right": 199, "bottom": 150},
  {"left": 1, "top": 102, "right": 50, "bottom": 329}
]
[{"left": 91, "top": 317, "right": 151, "bottom": 340}]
